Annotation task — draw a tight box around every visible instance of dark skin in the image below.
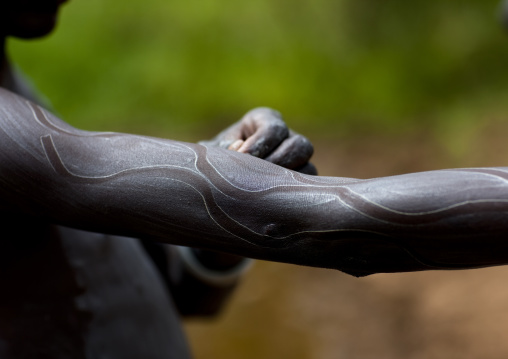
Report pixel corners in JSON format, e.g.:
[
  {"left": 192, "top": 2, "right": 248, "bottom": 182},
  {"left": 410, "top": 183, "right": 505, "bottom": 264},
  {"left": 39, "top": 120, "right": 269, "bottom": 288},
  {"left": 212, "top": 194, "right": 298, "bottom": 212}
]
[
  {"left": 0, "top": 0, "right": 316, "bottom": 270},
  {"left": 3, "top": 1, "right": 508, "bottom": 358},
  {"left": 0, "top": 1, "right": 316, "bottom": 358}
]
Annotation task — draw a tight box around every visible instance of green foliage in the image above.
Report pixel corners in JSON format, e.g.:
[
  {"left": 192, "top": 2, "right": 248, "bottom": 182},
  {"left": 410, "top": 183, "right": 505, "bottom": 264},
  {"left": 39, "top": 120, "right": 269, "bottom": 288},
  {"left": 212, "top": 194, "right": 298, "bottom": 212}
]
[{"left": 8, "top": 0, "right": 508, "bottom": 139}]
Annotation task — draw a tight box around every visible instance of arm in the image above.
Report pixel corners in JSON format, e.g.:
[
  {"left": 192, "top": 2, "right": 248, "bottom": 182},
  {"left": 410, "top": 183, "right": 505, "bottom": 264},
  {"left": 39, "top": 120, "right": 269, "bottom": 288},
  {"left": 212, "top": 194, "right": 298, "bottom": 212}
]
[
  {"left": 160, "top": 107, "right": 314, "bottom": 316},
  {"left": 148, "top": 107, "right": 314, "bottom": 316},
  {"left": 2, "top": 88, "right": 508, "bottom": 276}
]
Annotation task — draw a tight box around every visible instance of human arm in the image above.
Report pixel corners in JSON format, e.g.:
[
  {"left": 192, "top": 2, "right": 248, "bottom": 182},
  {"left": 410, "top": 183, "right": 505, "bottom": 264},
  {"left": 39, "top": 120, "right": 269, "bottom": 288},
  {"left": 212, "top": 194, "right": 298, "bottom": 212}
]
[
  {"left": 2, "top": 88, "right": 508, "bottom": 277},
  {"left": 143, "top": 107, "right": 315, "bottom": 316}
]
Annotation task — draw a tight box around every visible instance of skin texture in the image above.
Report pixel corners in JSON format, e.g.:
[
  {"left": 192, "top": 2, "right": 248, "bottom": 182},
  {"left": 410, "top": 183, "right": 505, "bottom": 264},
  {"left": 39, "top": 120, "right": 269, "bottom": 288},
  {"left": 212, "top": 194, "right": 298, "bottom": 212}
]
[
  {"left": 0, "top": 67, "right": 316, "bottom": 357},
  {"left": 2, "top": 88, "right": 508, "bottom": 278},
  {"left": 2, "top": 1, "right": 508, "bottom": 357},
  {"left": 0, "top": 3, "right": 319, "bottom": 356}
]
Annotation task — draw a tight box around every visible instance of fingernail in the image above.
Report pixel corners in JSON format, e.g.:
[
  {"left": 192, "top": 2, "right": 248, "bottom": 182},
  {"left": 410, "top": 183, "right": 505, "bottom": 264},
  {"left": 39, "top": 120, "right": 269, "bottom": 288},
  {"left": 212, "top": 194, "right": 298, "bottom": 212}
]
[{"left": 228, "top": 139, "right": 244, "bottom": 152}]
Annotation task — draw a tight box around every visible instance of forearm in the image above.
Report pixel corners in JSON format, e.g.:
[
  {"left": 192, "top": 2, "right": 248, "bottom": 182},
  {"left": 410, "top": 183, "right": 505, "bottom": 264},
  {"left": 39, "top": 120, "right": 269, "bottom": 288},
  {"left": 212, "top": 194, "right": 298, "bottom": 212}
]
[{"left": 3, "top": 89, "right": 508, "bottom": 276}]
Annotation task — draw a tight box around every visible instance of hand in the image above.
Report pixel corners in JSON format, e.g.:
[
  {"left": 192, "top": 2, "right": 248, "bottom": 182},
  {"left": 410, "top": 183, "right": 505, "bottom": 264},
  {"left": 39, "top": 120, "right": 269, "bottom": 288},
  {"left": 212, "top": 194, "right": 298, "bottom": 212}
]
[
  {"left": 201, "top": 107, "right": 317, "bottom": 175},
  {"left": 194, "top": 107, "right": 317, "bottom": 274}
]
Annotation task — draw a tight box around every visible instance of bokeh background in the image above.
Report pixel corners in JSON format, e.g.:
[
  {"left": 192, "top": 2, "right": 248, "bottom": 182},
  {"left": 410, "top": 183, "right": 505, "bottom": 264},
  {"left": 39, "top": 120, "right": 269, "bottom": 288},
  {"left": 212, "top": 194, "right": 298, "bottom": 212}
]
[{"left": 8, "top": 0, "right": 508, "bottom": 357}]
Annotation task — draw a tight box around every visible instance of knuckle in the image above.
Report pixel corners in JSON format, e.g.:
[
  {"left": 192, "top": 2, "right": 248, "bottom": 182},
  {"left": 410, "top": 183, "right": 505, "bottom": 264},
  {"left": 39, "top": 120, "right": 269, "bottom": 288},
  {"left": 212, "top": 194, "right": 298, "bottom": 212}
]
[
  {"left": 269, "top": 121, "right": 289, "bottom": 137},
  {"left": 292, "top": 135, "right": 314, "bottom": 157}
]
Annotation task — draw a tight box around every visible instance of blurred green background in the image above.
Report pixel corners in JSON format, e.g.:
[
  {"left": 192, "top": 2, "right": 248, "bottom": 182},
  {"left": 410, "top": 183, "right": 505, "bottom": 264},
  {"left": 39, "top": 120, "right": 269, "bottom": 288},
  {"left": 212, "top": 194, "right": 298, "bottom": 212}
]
[
  {"left": 9, "top": 1, "right": 508, "bottom": 358},
  {"left": 9, "top": 0, "right": 508, "bottom": 146}
]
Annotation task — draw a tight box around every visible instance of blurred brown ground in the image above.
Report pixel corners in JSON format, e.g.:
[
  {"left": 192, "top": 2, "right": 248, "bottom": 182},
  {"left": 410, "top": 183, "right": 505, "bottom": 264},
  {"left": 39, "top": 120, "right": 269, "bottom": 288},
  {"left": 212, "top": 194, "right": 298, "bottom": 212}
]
[{"left": 185, "top": 118, "right": 508, "bottom": 359}]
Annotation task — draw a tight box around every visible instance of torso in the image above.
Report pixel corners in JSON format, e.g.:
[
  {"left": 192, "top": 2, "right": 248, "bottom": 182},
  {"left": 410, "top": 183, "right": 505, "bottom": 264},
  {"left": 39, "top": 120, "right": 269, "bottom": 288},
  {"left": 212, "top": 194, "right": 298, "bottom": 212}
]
[
  {"left": 0, "top": 215, "right": 191, "bottom": 359},
  {"left": 0, "top": 69, "right": 192, "bottom": 359}
]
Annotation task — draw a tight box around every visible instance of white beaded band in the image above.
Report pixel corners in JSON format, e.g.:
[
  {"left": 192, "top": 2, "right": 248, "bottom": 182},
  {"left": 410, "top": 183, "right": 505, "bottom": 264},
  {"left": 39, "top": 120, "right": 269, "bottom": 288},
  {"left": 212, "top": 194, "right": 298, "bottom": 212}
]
[{"left": 175, "top": 246, "right": 254, "bottom": 287}]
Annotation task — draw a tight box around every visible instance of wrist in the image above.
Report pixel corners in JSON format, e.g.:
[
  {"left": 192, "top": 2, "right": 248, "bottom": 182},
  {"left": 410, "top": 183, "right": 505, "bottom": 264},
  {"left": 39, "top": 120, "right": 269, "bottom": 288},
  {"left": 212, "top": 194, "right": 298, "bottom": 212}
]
[{"left": 175, "top": 246, "right": 253, "bottom": 287}]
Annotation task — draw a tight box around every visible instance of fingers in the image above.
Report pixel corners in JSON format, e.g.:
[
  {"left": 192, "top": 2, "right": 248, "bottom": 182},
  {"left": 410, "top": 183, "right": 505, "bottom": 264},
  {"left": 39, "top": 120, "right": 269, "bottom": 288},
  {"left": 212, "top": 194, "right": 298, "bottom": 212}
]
[
  {"left": 227, "top": 139, "right": 244, "bottom": 151},
  {"left": 233, "top": 108, "right": 316, "bottom": 175},
  {"left": 264, "top": 133, "right": 314, "bottom": 170},
  {"left": 236, "top": 108, "right": 289, "bottom": 158},
  {"left": 200, "top": 106, "right": 318, "bottom": 175}
]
